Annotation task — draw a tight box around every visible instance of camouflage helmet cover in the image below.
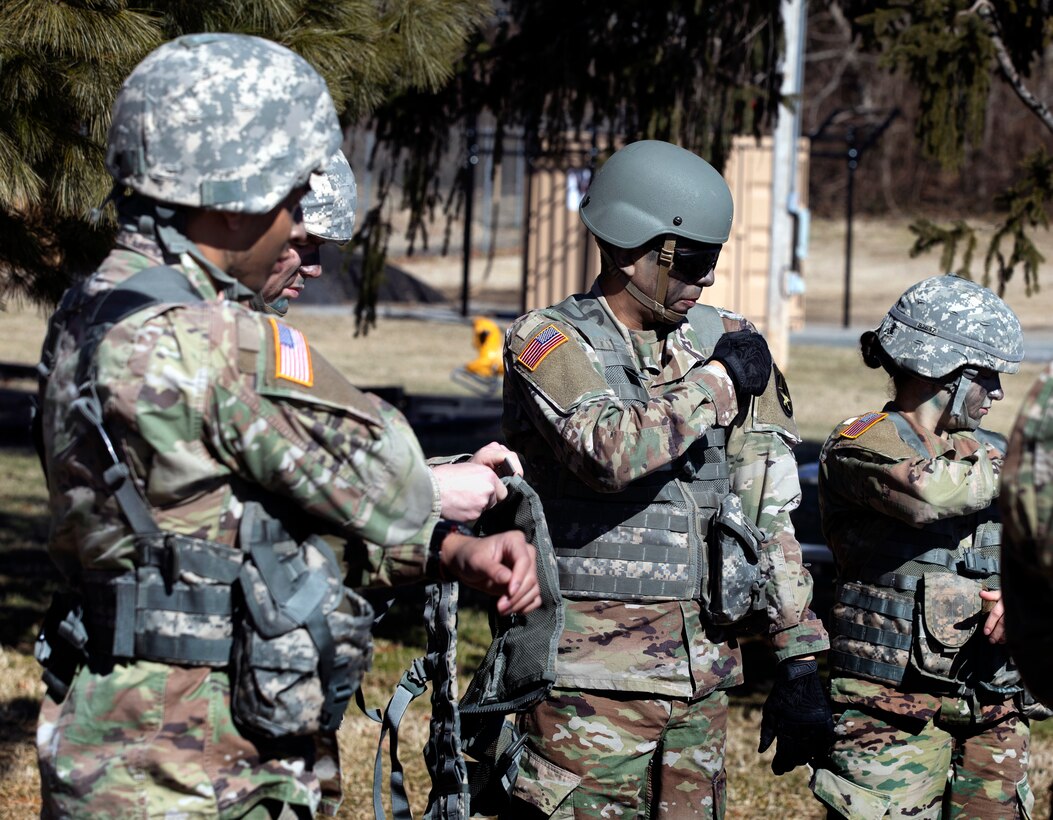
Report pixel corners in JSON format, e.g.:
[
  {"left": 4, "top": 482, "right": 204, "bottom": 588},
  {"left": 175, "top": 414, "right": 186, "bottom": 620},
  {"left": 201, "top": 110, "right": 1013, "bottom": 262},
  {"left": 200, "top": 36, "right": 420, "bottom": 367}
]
[
  {"left": 302, "top": 149, "right": 357, "bottom": 242},
  {"left": 875, "top": 275, "right": 1024, "bottom": 378},
  {"left": 579, "top": 140, "right": 734, "bottom": 248},
  {"left": 106, "top": 33, "right": 341, "bottom": 214}
]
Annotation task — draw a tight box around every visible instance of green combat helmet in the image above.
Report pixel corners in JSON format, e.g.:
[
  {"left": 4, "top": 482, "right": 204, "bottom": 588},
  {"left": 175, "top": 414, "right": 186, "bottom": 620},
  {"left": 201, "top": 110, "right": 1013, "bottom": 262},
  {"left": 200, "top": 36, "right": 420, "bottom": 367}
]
[
  {"left": 302, "top": 150, "right": 357, "bottom": 243},
  {"left": 103, "top": 33, "right": 341, "bottom": 296},
  {"left": 874, "top": 274, "right": 1023, "bottom": 429},
  {"left": 579, "top": 139, "right": 734, "bottom": 323}
]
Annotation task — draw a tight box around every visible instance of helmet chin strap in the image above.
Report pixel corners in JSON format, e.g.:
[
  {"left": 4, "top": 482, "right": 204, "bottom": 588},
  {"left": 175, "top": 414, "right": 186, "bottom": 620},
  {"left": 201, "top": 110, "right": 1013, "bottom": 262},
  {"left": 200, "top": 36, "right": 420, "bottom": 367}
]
[
  {"left": 620, "top": 237, "right": 688, "bottom": 325},
  {"left": 944, "top": 367, "right": 981, "bottom": 431}
]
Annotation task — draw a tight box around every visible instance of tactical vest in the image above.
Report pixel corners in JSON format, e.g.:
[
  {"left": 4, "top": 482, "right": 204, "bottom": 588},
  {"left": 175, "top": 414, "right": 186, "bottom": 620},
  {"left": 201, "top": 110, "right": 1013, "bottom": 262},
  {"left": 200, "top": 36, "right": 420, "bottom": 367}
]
[
  {"left": 539, "top": 295, "right": 764, "bottom": 618},
  {"left": 34, "top": 267, "right": 370, "bottom": 734},
  {"left": 828, "top": 413, "right": 1020, "bottom": 697}
]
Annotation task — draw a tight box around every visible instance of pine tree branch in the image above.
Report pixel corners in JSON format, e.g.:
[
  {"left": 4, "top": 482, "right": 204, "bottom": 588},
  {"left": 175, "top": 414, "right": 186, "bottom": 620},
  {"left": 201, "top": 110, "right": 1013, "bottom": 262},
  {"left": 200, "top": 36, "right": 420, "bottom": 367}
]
[{"left": 970, "top": 0, "right": 1053, "bottom": 135}]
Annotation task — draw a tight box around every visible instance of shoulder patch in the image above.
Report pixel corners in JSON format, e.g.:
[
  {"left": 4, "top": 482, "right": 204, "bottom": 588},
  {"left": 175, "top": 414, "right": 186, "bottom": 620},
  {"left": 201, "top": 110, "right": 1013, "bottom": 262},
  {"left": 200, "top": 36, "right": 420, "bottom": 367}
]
[
  {"left": 839, "top": 412, "right": 888, "bottom": 439},
  {"left": 749, "top": 363, "right": 800, "bottom": 443},
  {"left": 269, "top": 318, "right": 313, "bottom": 387},
  {"left": 517, "top": 324, "right": 569, "bottom": 371},
  {"left": 773, "top": 364, "right": 793, "bottom": 418}
]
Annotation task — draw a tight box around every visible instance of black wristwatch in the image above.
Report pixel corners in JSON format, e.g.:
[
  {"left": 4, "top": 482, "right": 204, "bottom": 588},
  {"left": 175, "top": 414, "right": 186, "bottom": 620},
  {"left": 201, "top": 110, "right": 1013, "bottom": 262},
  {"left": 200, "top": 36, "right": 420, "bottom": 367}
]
[{"left": 427, "top": 519, "right": 475, "bottom": 580}]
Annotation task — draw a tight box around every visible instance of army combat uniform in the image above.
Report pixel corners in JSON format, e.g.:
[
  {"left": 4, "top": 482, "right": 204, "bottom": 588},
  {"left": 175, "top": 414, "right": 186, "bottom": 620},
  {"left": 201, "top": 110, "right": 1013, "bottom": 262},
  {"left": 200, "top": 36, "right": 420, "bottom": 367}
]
[
  {"left": 35, "top": 231, "right": 443, "bottom": 818},
  {"left": 501, "top": 285, "right": 828, "bottom": 818},
  {"left": 813, "top": 407, "right": 1034, "bottom": 819},
  {"left": 1001, "top": 362, "right": 1053, "bottom": 709}
]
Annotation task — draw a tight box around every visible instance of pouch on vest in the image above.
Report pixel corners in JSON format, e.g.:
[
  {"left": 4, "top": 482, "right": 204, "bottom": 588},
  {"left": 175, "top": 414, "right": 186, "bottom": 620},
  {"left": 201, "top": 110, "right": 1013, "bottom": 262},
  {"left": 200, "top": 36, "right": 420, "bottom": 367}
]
[
  {"left": 232, "top": 503, "right": 374, "bottom": 738},
  {"left": 910, "top": 573, "right": 982, "bottom": 686},
  {"left": 703, "top": 492, "right": 766, "bottom": 625}
]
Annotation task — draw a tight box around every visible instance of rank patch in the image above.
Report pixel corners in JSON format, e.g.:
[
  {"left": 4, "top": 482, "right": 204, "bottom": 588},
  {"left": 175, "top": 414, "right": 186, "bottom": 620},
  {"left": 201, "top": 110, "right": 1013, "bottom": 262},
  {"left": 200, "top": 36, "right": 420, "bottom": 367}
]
[
  {"left": 517, "top": 325, "right": 568, "bottom": 371},
  {"left": 270, "top": 318, "right": 313, "bottom": 386},
  {"left": 840, "top": 412, "right": 887, "bottom": 439}
]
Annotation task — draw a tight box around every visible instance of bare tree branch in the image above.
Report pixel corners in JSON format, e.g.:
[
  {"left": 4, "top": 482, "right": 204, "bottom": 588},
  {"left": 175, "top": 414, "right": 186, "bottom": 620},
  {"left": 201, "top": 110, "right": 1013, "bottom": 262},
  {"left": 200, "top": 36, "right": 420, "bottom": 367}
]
[{"left": 970, "top": 0, "right": 1053, "bottom": 135}]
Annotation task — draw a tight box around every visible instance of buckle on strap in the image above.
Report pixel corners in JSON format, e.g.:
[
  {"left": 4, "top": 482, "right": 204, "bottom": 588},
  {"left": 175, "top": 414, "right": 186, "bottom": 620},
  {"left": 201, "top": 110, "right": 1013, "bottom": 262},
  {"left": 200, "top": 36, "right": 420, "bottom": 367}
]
[{"left": 958, "top": 552, "right": 1000, "bottom": 578}]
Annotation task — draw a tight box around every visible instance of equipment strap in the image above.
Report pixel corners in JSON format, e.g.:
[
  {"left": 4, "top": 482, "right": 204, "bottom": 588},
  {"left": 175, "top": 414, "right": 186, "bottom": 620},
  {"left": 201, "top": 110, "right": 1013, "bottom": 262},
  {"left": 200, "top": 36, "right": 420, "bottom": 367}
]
[
  {"left": 832, "top": 616, "right": 913, "bottom": 650},
  {"left": 829, "top": 649, "right": 906, "bottom": 685},
  {"left": 836, "top": 584, "right": 914, "bottom": 621}
]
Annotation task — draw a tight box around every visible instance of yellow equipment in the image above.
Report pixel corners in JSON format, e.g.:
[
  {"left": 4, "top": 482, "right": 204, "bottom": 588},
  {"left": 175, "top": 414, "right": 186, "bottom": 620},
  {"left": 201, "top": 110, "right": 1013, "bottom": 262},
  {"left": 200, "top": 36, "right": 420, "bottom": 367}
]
[{"left": 451, "top": 316, "right": 504, "bottom": 395}]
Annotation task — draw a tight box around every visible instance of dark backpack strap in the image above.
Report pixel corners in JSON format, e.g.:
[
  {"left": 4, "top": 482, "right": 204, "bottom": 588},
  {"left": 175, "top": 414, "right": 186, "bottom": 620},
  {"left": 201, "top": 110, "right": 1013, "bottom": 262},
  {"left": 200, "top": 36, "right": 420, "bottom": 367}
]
[{"left": 422, "top": 581, "right": 470, "bottom": 820}]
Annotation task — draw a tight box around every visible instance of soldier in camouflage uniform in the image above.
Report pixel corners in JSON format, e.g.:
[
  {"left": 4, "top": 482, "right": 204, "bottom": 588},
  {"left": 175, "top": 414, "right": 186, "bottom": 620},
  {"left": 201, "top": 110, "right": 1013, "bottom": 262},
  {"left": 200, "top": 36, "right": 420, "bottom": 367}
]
[
  {"left": 258, "top": 148, "right": 358, "bottom": 316},
  {"left": 500, "top": 140, "right": 831, "bottom": 819},
  {"left": 33, "top": 34, "right": 539, "bottom": 819},
  {"left": 1001, "top": 362, "right": 1053, "bottom": 709},
  {"left": 250, "top": 150, "right": 521, "bottom": 523},
  {"left": 812, "top": 275, "right": 1036, "bottom": 819}
]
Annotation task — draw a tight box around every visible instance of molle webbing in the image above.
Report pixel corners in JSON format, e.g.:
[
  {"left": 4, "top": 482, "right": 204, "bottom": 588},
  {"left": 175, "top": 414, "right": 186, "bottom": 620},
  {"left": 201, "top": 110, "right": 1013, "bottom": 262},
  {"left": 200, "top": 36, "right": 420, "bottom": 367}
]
[
  {"left": 546, "top": 425, "right": 730, "bottom": 601},
  {"left": 62, "top": 266, "right": 236, "bottom": 666},
  {"left": 542, "top": 295, "right": 733, "bottom": 602},
  {"left": 829, "top": 583, "right": 914, "bottom": 685},
  {"left": 81, "top": 533, "right": 242, "bottom": 665}
]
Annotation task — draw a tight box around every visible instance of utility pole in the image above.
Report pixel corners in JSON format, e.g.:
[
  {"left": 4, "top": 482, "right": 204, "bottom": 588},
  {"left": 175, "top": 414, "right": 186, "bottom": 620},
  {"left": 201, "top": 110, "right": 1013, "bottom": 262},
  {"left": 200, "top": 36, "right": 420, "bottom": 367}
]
[{"left": 766, "top": 0, "right": 807, "bottom": 367}]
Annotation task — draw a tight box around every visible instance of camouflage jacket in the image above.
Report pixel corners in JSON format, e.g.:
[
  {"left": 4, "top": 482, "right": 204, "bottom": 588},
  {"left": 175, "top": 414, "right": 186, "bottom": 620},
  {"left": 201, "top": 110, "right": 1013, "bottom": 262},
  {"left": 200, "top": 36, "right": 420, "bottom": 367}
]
[
  {"left": 1001, "top": 361, "right": 1053, "bottom": 708},
  {"left": 502, "top": 284, "right": 827, "bottom": 698},
  {"left": 35, "top": 233, "right": 441, "bottom": 816},
  {"left": 820, "top": 406, "right": 1015, "bottom": 722},
  {"left": 39, "top": 233, "right": 440, "bottom": 586}
]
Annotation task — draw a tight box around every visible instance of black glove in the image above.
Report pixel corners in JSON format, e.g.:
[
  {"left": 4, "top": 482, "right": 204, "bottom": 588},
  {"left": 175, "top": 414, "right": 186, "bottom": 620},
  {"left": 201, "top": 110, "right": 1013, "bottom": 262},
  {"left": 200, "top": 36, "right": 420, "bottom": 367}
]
[
  {"left": 708, "top": 330, "right": 772, "bottom": 398},
  {"left": 758, "top": 658, "right": 835, "bottom": 775}
]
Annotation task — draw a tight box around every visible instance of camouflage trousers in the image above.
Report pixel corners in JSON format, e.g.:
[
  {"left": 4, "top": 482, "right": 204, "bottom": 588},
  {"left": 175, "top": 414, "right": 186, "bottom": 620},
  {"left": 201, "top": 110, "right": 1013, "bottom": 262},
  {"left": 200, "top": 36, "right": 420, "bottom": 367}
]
[
  {"left": 37, "top": 660, "right": 340, "bottom": 819},
  {"left": 505, "top": 687, "right": 729, "bottom": 819},
  {"left": 811, "top": 706, "right": 1033, "bottom": 820}
]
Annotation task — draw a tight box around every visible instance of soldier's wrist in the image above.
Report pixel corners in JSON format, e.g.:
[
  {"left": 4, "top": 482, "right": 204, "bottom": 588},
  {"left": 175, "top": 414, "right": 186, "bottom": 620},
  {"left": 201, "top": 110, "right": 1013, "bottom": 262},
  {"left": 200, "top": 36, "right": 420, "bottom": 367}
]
[{"left": 427, "top": 519, "right": 474, "bottom": 580}]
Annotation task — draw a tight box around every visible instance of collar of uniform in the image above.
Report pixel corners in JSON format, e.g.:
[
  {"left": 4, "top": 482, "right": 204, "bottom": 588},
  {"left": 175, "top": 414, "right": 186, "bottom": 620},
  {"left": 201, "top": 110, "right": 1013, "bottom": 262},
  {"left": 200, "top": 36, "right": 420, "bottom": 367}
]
[
  {"left": 589, "top": 280, "right": 703, "bottom": 387},
  {"left": 176, "top": 252, "right": 222, "bottom": 301},
  {"left": 590, "top": 280, "right": 637, "bottom": 350},
  {"left": 114, "top": 229, "right": 167, "bottom": 264},
  {"left": 883, "top": 402, "right": 956, "bottom": 458}
]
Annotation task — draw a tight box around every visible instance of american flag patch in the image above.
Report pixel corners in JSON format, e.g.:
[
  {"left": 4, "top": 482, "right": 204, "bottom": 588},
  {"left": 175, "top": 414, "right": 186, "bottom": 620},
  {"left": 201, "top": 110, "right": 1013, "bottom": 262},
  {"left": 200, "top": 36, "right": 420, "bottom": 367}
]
[
  {"left": 270, "top": 318, "right": 314, "bottom": 386},
  {"left": 517, "top": 324, "right": 568, "bottom": 371},
  {"left": 840, "top": 411, "right": 887, "bottom": 439}
]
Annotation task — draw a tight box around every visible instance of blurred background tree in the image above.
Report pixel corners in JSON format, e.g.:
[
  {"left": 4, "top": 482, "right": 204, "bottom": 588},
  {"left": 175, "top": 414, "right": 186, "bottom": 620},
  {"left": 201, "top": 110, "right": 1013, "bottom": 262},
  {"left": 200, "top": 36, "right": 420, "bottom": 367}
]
[
  {"left": 0, "top": 0, "right": 489, "bottom": 306},
  {"left": 3, "top": 0, "right": 1051, "bottom": 317},
  {"left": 807, "top": 1, "right": 1053, "bottom": 295}
]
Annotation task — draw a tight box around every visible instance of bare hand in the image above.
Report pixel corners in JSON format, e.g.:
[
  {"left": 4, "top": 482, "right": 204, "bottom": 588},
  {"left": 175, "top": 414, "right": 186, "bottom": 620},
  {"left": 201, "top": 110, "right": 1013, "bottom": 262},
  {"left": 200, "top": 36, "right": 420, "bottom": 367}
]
[
  {"left": 432, "top": 462, "right": 506, "bottom": 522},
  {"left": 980, "top": 588, "right": 1006, "bottom": 644},
  {"left": 469, "top": 441, "right": 523, "bottom": 478},
  {"left": 440, "top": 530, "right": 541, "bottom": 615}
]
